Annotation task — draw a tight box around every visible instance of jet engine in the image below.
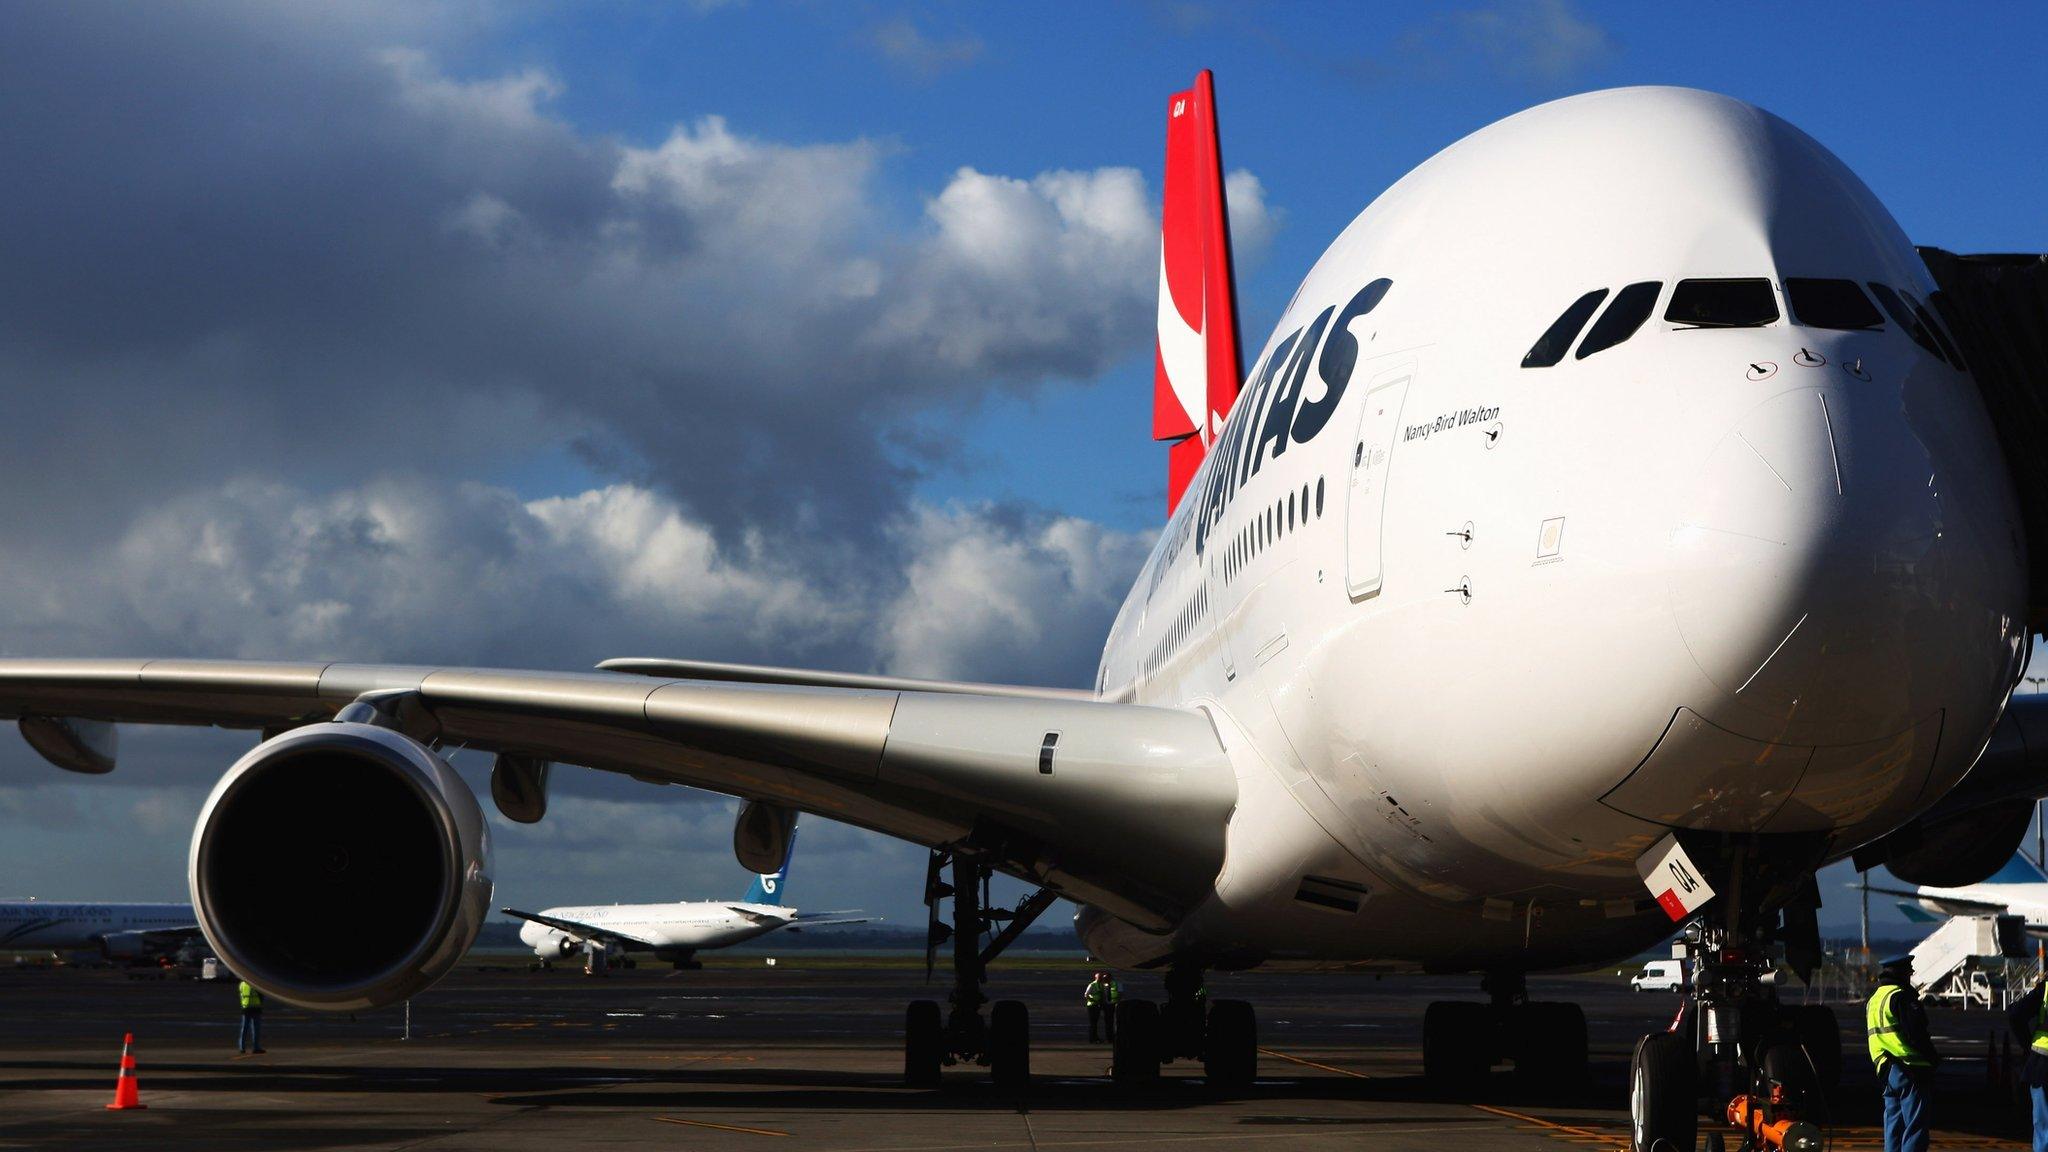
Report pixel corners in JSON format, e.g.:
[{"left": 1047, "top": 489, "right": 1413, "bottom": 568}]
[
  {"left": 188, "top": 721, "right": 491, "bottom": 1011},
  {"left": 1856, "top": 694, "right": 2048, "bottom": 887}
]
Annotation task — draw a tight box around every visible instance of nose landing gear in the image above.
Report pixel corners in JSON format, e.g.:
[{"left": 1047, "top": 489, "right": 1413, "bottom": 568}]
[{"left": 1629, "top": 916, "right": 1841, "bottom": 1152}]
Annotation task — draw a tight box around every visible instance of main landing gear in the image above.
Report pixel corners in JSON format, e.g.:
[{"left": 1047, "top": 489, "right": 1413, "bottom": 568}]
[
  {"left": 902, "top": 849, "right": 1057, "bottom": 1090},
  {"left": 1421, "top": 971, "right": 1588, "bottom": 1091},
  {"left": 1110, "top": 962, "right": 1259, "bottom": 1092},
  {"left": 1628, "top": 887, "right": 1842, "bottom": 1152},
  {"left": 900, "top": 850, "right": 1258, "bottom": 1093}
]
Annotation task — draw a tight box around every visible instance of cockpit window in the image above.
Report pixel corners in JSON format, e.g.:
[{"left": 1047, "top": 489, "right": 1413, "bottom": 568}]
[
  {"left": 1786, "top": 278, "right": 1882, "bottom": 331},
  {"left": 1902, "top": 288, "right": 1966, "bottom": 370},
  {"left": 1925, "top": 290, "right": 1969, "bottom": 372},
  {"left": 1866, "top": 282, "right": 1947, "bottom": 363},
  {"left": 1664, "top": 279, "right": 1779, "bottom": 328},
  {"left": 1522, "top": 288, "right": 1608, "bottom": 368},
  {"left": 1575, "top": 281, "right": 1661, "bottom": 359}
]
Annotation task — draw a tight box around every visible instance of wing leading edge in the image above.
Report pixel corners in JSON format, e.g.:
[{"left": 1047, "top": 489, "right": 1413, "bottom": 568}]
[
  {"left": 499, "top": 908, "right": 658, "bottom": 951},
  {"left": 0, "top": 659, "right": 1236, "bottom": 930}
]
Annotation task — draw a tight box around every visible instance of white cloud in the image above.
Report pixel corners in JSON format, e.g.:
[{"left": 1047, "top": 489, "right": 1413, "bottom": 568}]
[
  {"left": 869, "top": 17, "right": 984, "bottom": 79},
  {"left": 380, "top": 46, "right": 564, "bottom": 133},
  {"left": 1225, "top": 169, "right": 1280, "bottom": 264},
  {"left": 5, "top": 476, "right": 1149, "bottom": 687},
  {"left": 1450, "top": 0, "right": 1615, "bottom": 83},
  {"left": 883, "top": 504, "right": 1153, "bottom": 683}
]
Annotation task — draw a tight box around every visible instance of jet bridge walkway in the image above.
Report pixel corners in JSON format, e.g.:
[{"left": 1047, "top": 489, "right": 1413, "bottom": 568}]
[{"left": 1919, "top": 249, "right": 2048, "bottom": 621}]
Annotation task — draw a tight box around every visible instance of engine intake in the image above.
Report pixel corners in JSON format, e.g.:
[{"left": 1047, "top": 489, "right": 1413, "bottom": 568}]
[{"left": 189, "top": 722, "right": 491, "bottom": 1011}]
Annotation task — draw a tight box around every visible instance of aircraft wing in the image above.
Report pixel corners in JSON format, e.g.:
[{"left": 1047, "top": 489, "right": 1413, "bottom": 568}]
[
  {"left": 0, "top": 659, "right": 1235, "bottom": 931},
  {"left": 1857, "top": 883, "right": 2009, "bottom": 919},
  {"left": 499, "top": 908, "right": 658, "bottom": 952},
  {"left": 787, "top": 915, "right": 875, "bottom": 927}
]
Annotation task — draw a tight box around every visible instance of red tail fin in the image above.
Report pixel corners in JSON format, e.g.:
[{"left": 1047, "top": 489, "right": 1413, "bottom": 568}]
[{"left": 1153, "top": 70, "right": 1243, "bottom": 517}]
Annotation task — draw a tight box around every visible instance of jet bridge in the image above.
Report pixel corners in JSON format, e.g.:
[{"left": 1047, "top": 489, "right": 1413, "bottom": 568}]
[{"left": 1918, "top": 249, "right": 2048, "bottom": 623}]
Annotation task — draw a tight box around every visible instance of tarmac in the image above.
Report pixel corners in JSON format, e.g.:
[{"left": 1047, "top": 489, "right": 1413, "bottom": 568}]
[{"left": 0, "top": 954, "right": 2034, "bottom": 1150}]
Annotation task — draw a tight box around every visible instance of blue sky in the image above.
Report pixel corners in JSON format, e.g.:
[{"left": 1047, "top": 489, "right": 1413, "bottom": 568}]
[{"left": 0, "top": 1, "right": 2042, "bottom": 936}]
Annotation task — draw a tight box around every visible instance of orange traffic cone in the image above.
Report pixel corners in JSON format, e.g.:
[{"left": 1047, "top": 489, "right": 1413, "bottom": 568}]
[{"left": 106, "top": 1032, "right": 145, "bottom": 1110}]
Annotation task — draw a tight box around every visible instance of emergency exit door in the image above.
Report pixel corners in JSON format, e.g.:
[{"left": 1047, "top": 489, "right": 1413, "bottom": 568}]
[{"left": 1345, "top": 369, "right": 1412, "bottom": 599}]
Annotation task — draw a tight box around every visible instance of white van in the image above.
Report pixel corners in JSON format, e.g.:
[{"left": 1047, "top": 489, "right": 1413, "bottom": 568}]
[{"left": 1630, "top": 960, "right": 1685, "bottom": 992}]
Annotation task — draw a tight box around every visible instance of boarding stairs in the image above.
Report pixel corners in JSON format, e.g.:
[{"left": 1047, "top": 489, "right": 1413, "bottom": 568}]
[{"left": 1911, "top": 914, "right": 2032, "bottom": 1009}]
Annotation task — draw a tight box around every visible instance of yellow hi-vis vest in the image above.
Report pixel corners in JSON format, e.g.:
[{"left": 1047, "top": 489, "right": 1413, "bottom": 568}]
[
  {"left": 2032, "top": 988, "right": 2048, "bottom": 1056},
  {"left": 1865, "top": 984, "right": 1929, "bottom": 1068},
  {"left": 239, "top": 981, "right": 262, "bottom": 1011}
]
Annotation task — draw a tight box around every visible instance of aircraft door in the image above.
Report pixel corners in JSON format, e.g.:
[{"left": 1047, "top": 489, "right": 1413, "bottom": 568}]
[{"left": 1345, "top": 367, "right": 1413, "bottom": 599}]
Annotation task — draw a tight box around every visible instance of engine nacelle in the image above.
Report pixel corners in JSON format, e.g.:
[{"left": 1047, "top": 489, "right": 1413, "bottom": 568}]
[{"left": 189, "top": 722, "right": 492, "bottom": 1011}]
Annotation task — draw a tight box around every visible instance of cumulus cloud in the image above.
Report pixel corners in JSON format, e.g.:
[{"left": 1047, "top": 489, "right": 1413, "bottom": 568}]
[
  {"left": 1, "top": 477, "right": 1148, "bottom": 681},
  {"left": 884, "top": 505, "right": 1153, "bottom": 684},
  {"left": 0, "top": 8, "right": 1240, "bottom": 546}
]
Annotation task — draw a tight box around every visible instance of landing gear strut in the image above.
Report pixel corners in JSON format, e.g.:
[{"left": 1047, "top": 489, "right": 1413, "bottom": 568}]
[
  {"left": 1421, "top": 970, "right": 1587, "bottom": 1090},
  {"left": 902, "top": 849, "right": 1056, "bottom": 1090}
]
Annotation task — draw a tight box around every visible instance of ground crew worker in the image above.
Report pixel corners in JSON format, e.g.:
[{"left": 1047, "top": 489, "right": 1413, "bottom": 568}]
[
  {"left": 1105, "top": 972, "right": 1122, "bottom": 1042},
  {"left": 1085, "top": 971, "right": 1114, "bottom": 1043},
  {"left": 2005, "top": 976, "right": 2048, "bottom": 1152},
  {"left": 1867, "top": 955, "right": 1936, "bottom": 1152},
  {"left": 237, "top": 978, "right": 265, "bottom": 1054}
]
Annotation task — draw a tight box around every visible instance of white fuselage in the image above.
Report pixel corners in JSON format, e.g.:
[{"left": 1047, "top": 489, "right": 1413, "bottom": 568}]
[
  {"left": 519, "top": 901, "right": 794, "bottom": 959},
  {"left": 1909, "top": 877, "right": 2048, "bottom": 927},
  {"left": 1084, "top": 88, "right": 2027, "bottom": 973},
  {"left": 0, "top": 901, "right": 196, "bottom": 954}
]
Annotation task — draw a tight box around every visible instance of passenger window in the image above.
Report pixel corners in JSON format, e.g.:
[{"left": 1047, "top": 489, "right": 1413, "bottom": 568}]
[
  {"left": 1576, "top": 281, "right": 1661, "bottom": 359},
  {"left": 1785, "top": 279, "right": 1882, "bottom": 331},
  {"left": 1522, "top": 288, "right": 1609, "bottom": 368},
  {"left": 1866, "top": 283, "right": 1946, "bottom": 362},
  {"left": 1665, "top": 279, "right": 1779, "bottom": 328}
]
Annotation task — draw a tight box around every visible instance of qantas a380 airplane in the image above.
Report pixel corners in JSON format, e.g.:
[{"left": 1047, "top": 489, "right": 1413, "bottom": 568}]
[{"left": 4, "top": 76, "right": 2047, "bottom": 1148}]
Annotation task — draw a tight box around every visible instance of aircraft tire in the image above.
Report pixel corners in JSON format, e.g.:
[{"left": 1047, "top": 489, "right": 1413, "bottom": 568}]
[
  {"left": 1112, "top": 999, "right": 1160, "bottom": 1084},
  {"left": 1423, "top": 1001, "right": 1491, "bottom": 1086},
  {"left": 1202, "top": 998, "right": 1257, "bottom": 1093},
  {"left": 1629, "top": 1031, "right": 1696, "bottom": 1152},
  {"left": 905, "top": 999, "right": 943, "bottom": 1088},
  {"left": 1514, "top": 1001, "right": 1588, "bottom": 1089},
  {"left": 989, "top": 999, "right": 1031, "bottom": 1092},
  {"left": 1787, "top": 1004, "right": 1842, "bottom": 1088}
]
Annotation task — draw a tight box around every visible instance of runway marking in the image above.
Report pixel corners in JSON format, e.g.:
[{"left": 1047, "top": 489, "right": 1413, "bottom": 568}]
[
  {"left": 1257, "top": 1046, "right": 1369, "bottom": 1078},
  {"left": 654, "top": 1116, "right": 791, "bottom": 1137},
  {"left": 1469, "top": 1103, "right": 1627, "bottom": 1150}
]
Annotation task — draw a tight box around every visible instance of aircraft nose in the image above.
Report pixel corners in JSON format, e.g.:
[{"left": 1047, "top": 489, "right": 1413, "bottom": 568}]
[{"left": 1666, "top": 382, "right": 2020, "bottom": 748}]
